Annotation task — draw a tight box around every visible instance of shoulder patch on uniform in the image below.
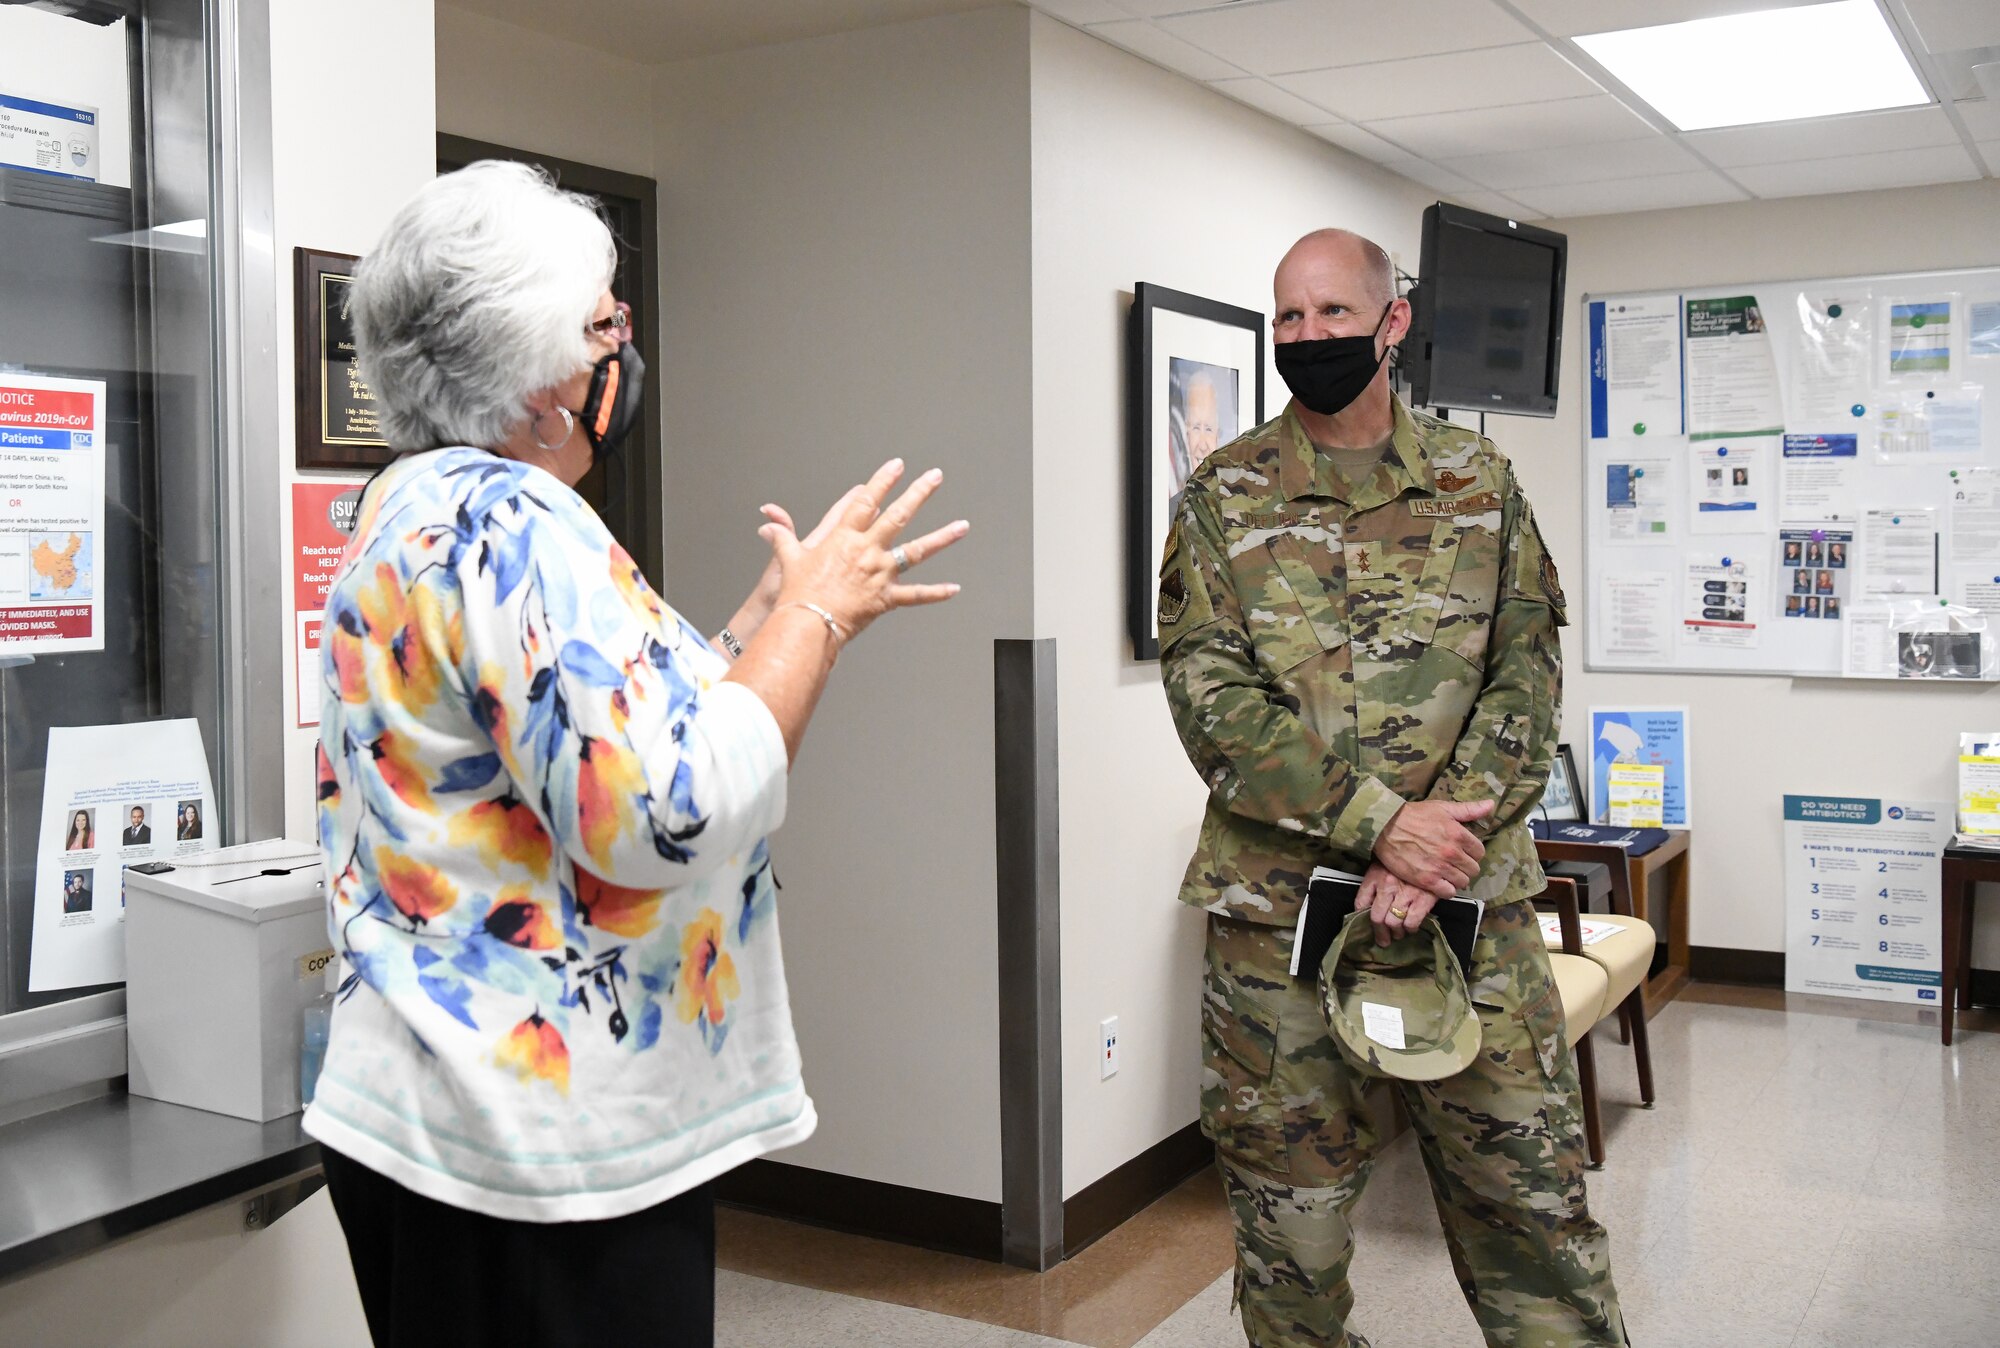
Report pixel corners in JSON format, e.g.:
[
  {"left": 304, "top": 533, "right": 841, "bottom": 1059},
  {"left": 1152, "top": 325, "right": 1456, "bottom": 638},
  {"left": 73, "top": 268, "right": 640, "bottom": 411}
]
[
  {"left": 1541, "top": 551, "right": 1566, "bottom": 610},
  {"left": 1158, "top": 567, "right": 1189, "bottom": 625},
  {"left": 1410, "top": 490, "right": 1502, "bottom": 518}
]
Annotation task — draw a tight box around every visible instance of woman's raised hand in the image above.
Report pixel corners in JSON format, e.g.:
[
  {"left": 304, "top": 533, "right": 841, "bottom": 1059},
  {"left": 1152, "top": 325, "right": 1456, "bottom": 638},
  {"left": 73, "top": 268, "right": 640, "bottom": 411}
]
[{"left": 758, "top": 459, "right": 967, "bottom": 643}]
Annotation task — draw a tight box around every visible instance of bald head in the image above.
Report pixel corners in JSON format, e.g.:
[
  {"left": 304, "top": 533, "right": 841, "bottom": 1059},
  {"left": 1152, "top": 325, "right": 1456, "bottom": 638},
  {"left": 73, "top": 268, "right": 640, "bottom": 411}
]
[{"left": 1276, "top": 229, "right": 1395, "bottom": 313}]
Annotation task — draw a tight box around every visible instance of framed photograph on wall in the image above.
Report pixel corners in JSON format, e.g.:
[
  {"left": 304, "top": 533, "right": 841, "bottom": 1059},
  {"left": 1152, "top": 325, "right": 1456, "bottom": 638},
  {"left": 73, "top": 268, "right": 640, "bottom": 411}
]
[
  {"left": 294, "top": 247, "right": 395, "bottom": 471},
  {"left": 1541, "top": 743, "right": 1584, "bottom": 822},
  {"left": 1128, "top": 282, "right": 1265, "bottom": 661}
]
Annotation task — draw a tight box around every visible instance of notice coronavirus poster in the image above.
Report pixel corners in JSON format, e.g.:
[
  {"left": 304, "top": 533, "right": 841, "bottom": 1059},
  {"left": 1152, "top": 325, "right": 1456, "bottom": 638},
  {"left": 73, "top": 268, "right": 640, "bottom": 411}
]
[
  {"left": 292, "top": 482, "right": 365, "bottom": 727},
  {"left": 0, "top": 373, "right": 105, "bottom": 654},
  {"left": 1784, "top": 795, "right": 1951, "bottom": 1004}
]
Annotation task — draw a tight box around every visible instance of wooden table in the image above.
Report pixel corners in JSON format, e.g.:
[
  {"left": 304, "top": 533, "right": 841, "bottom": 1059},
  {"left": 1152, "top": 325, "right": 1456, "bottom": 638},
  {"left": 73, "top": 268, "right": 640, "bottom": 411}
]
[
  {"left": 1536, "top": 830, "right": 1691, "bottom": 1019},
  {"left": 1940, "top": 845, "right": 2000, "bottom": 1046}
]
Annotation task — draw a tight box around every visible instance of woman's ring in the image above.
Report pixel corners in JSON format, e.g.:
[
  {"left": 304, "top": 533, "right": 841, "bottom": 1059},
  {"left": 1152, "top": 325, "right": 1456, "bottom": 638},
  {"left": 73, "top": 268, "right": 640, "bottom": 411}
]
[
  {"left": 891, "top": 545, "right": 911, "bottom": 574},
  {"left": 1389, "top": 906, "right": 1409, "bottom": 919}
]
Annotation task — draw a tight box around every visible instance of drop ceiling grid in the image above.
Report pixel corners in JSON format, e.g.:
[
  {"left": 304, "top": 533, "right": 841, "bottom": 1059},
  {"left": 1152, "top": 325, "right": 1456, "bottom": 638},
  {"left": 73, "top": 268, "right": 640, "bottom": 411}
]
[{"left": 1037, "top": 0, "right": 1998, "bottom": 219}]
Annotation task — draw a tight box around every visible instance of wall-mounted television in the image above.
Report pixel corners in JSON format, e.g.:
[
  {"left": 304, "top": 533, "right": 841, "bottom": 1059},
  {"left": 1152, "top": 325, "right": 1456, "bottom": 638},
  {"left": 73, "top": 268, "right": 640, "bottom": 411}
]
[{"left": 1405, "top": 202, "right": 1567, "bottom": 418}]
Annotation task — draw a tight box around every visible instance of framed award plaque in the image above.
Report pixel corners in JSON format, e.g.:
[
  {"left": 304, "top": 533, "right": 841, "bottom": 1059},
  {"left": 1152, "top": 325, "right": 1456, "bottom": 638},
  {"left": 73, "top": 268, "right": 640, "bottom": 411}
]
[{"left": 294, "top": 247, "right": 394, "bottom": 470}]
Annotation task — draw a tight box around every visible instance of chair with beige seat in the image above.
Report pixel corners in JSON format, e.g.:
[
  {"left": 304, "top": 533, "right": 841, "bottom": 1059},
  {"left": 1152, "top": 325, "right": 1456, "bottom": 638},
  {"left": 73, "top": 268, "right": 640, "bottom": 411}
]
[{"left": 1537, "top": 875, "right": 1657, "bottom": 1167}]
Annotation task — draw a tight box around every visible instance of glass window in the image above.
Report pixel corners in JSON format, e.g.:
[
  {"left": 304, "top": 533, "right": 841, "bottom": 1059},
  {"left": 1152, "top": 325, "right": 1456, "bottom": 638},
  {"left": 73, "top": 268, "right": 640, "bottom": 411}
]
[{"left": 1, "top": 0, "right": 226, "bottom": 1015}]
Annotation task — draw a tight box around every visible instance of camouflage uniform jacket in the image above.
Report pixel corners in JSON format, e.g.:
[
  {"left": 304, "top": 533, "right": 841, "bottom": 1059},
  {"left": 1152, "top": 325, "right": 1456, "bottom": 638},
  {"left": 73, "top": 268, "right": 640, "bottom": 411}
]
[{"left": 1159, "top": 396, "right": 1567, "bottom": 927}]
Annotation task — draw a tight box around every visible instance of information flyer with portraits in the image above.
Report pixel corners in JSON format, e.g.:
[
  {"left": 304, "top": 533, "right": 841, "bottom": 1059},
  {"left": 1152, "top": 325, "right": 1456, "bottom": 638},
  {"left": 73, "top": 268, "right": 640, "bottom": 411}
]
[
  {"left": 1783, "top": 794, "right": 1951, "bottom": 1004},
  {"left": 30, "top": 720, "right": 217, "bottom": 991}
]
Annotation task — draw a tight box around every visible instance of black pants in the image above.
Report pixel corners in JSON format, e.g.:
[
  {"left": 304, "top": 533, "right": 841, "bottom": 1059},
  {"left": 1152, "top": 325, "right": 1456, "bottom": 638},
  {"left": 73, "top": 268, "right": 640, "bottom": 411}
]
[{"left": 321, "top": 1146, "right": 716, "bottom": 1348}]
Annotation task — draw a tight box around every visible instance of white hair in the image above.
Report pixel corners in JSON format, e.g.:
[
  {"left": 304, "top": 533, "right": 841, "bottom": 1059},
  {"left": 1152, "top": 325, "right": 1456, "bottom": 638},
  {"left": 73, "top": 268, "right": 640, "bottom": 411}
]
[{"left": 349, "top": 161, "right": 616, "bottom": 450}]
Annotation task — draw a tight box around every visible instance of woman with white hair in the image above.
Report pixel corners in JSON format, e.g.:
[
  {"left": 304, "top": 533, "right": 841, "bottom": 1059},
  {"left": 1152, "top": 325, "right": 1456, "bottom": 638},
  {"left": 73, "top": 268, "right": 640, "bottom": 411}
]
[{"left": 304, "top": 160, "right": 966, "bottom": 1346}]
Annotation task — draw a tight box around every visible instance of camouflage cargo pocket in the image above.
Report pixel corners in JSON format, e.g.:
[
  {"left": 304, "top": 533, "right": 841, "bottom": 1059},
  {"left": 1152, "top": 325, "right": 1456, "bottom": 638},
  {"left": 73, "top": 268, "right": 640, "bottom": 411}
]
[
  {"left": 1249, "top": 530, "right": 1347, "bottom": 677},
  {"left": 1199, "top": 967, "right": 1290, "bottom": 1175},
  {"left": 1434, "top": 517, "right": 1501, "bottom": 668}
]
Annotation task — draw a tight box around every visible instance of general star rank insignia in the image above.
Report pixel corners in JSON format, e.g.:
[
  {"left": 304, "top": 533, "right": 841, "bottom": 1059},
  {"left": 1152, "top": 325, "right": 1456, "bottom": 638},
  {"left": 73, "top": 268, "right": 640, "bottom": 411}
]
[
  {"left": 1158, "top": 568, "right": 1189, "bottom": 625},
  {"left": 1434, "top": 470, "right": 1477, "bottom": 493}
]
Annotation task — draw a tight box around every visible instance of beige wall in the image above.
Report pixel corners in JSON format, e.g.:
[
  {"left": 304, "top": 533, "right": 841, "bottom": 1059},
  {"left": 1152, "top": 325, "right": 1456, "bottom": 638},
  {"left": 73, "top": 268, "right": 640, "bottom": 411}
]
[
  {"left": 1502, "top": 178, "right": 2000, "bottom": 962},
  {"left": 650, "top": 6, "right": 1035, "bottom": 1202},
  {"left": 1027, "top": 12, "right": 1438, "bottom": 1197},
  {"left": 435, "top": 4, "right": 654, "bottom": 177},
  {"left": 279, "top": 2, "right": 440, "bottom": 845}
]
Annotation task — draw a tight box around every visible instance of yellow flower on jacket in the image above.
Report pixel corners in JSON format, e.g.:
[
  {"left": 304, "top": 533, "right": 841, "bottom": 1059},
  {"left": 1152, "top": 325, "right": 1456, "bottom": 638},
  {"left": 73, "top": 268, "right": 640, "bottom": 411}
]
[
  {"left": 676, "top": 908, "right": 738, "bottom": 1029},
  {"left": 575, "top": 867, "right": 663, "bottom": 938},
  {"left": 495, "top": 1011, "right": 570, "bottom": 1095},
  {"left": 447, "top": 794, "right": 553, "bottom": 879},
  {"left": 375, "top": 846, "right": 459, "bottom": 926},
  {"left": 577, "top": 735, "right": 644, "bottom": 870}
]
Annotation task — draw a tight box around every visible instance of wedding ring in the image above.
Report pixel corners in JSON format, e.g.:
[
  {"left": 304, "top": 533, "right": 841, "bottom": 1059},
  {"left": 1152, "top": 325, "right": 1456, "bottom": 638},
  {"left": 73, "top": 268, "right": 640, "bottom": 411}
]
[
  {"left": 1389, "top": 906, "right": 1410, "bottom": 919},
  {"left": 891, "top": 545, "right": 911, "bottom": 574}
]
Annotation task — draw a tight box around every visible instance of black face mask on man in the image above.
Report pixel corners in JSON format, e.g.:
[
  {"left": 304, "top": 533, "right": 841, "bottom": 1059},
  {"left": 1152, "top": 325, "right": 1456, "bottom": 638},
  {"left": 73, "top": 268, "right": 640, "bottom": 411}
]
[
  {"left": 580, "top": 341, "right": 647, "bottom": 461},
  {"left": 1273, "top": 305, "right": 1393, "bottom": 417}
]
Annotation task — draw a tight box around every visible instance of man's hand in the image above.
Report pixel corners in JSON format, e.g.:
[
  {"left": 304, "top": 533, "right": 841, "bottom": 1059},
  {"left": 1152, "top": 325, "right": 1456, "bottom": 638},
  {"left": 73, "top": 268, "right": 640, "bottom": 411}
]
[
  {"left": 1354, "top": 863, "right": 1437, "bottom": 947},
  {"left": 1373, "top": 799, "right": 1494, "bottom": 898}
]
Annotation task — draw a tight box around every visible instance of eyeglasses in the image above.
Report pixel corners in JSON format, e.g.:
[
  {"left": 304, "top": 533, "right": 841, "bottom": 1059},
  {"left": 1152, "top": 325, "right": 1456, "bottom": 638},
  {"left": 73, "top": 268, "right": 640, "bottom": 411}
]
[{"left": 588, "top": 301, "right": 633, "bottom": 342}]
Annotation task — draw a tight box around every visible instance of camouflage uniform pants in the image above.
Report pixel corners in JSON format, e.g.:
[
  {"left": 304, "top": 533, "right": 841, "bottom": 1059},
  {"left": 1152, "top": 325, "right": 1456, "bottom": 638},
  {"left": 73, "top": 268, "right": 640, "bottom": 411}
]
[{"left": 1201, "top": 901, "right": 1626, "bottom": 1348}]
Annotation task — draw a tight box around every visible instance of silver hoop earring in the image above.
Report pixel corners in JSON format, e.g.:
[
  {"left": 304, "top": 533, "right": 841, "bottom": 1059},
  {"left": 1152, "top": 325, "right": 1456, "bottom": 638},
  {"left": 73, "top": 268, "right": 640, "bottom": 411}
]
[{"left": 532, "top": 406, "right": 575, "bottom": 451}]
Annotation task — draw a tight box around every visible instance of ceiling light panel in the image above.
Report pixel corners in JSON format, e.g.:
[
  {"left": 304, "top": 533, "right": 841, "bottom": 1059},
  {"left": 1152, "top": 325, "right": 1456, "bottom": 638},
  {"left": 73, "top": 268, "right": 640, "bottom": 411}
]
[
  {"left": 1513, "top": 0, "right": 1827, "bottom": 39},
  {"left": 1274, "top": 42, "right": 1602, "bottom": 122},
  {"left": 1574, "top": 0, "right": 1931, "bottom": 131},
  {"left": 1158, "top": 0, "right": 1532, "bottom": 76}
]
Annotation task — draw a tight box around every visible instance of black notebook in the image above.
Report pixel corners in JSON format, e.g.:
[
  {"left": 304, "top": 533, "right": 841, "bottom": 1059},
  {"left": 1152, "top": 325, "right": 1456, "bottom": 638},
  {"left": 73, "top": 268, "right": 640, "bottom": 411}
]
[{"left": 1290, "top": 866, "right": 1483, "bottom": 978}]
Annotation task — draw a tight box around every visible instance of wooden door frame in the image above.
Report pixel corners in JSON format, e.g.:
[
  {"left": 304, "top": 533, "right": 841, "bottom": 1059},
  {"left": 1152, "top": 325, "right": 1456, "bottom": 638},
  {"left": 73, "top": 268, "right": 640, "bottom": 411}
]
[{"left": 436, "top": 134, "right": 664, "bottom": 588}]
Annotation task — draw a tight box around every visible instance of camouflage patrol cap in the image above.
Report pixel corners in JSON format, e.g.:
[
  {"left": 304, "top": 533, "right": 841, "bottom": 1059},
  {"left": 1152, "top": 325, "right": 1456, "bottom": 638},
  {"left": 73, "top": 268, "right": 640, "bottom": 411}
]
[{"left": 1318, "top": 909, "right": 1482, "bottom": 1082}]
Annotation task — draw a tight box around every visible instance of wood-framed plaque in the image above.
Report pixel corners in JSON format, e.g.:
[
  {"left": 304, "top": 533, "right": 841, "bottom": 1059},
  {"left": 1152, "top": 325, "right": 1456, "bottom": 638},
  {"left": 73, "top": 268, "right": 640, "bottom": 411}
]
[{"left": 294, "top": 247, "right": 393, "bottom": 470}]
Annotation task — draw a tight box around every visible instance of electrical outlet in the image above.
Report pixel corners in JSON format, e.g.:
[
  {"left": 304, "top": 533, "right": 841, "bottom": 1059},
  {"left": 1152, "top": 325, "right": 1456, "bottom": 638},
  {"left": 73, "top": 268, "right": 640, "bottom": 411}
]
[{"left": 1100, "top": 1016, "right": 1120, "bottom": 1080}]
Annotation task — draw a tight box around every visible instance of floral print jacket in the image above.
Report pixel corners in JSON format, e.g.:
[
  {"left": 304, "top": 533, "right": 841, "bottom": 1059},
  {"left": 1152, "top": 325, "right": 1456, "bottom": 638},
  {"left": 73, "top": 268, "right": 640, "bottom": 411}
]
[{"left": 303, "top": 448, "right": 813, "bottom": 1221}]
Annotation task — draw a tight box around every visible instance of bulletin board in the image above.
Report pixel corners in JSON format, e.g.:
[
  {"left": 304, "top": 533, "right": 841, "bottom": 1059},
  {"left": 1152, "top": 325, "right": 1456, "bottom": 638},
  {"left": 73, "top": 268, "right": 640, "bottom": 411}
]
[{"left": 1582, "top": 267, "right": 2000, "bottom": 681}]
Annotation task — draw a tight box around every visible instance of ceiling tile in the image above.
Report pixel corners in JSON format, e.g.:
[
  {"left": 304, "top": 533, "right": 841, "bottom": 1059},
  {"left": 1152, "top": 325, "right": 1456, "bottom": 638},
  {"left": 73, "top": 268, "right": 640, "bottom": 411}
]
[
  {"left": 1901, "top": 0, "right": 2000, "bottom": 53},
  {"left": 1976, "top": 142, "right": 2000, "bottom": 174},
  {"left": 1387, "top": 158, "right": 1487, "bottom": 195},
  {"left": 1272, "top": 43, "right": 1601, "bottom": 122},
  {"left": 1027, "top": 0, "right": 1132, "bottom": 25},
  {"left": 1303, "top": 120, "right": 1415, "bottom": 162},
  {"left": 1085, "top": 18, "right": 1244, "bottom": 81},
  {"left": 1510, "top": 0, "right": 1826, "bottom": 39},
  {"left": 1445, "top": 189, "right": 1546, "bottom": 220},
  {"left": 1158, "top": 0, "right": 1531, "bottom": 76},
  {"left": 1731, "top": 143, "right": 1981, "bottom": 197},
  {"left": 1684, "top": 104, "right": 1961, "bottom": 167},
  {"left": 1510, "top": 169, "right": 1749, "bottom": 217},
  {"left": 1361, "top": 94, "right": 1657, "bottom": 160},
  {"left": 1111, "top": 0, "right": 1235, "bottom": 15},
  {"left": 1208, "top": 76, "right": 1338, "bottom": 124},
  {"left": 1956, "top": 98, "right": 2000, "bottom": 141},
  {"left": 1442, "top": 136, "right": 1701, "bottom": 190}
]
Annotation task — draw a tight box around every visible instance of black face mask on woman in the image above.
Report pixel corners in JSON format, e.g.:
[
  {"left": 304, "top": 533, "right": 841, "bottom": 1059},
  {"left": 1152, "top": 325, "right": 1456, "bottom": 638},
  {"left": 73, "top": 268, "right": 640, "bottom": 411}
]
[
  {"left": 1273, "top": 305, "right": 1393, "bottom": 416},
  {"left": 580, "top": 341, "right": 647, "bottom": 461}
]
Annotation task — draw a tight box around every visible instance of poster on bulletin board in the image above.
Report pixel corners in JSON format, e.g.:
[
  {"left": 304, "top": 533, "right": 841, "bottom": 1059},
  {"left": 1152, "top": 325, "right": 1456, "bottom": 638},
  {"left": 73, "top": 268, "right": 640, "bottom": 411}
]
[{"left": 1583, "top": 266, "right": 2000, "bottom": 682}]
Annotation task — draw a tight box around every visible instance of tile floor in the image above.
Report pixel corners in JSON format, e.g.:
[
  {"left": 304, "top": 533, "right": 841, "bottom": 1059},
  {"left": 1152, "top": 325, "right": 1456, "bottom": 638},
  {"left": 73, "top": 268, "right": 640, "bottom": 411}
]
[{"left": 716, "top": 987, "right": 2000, "bottom": 1347}]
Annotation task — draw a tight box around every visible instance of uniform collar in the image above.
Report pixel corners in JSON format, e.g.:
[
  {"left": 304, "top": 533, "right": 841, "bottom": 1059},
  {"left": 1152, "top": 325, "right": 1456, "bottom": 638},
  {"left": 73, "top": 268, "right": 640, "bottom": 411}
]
[{"left": 1277, "top": 395, "right": 1435, "bottom": 508}]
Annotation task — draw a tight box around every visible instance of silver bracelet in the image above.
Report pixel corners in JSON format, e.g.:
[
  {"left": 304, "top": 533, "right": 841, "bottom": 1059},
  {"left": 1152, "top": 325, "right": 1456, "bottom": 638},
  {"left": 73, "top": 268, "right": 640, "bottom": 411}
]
[
  {"left": 717, "top": 626, "right": 745, "bottom": 660},
  {"left": 777, "top": 601, "right": 848, "bottom": 649}
]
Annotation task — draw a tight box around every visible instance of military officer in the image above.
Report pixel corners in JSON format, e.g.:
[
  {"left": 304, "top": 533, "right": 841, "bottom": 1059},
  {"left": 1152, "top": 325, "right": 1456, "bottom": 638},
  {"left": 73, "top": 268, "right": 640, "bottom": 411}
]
[{"left": 1159, "top": 229, "right": 1627, "bottom": 1348}]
